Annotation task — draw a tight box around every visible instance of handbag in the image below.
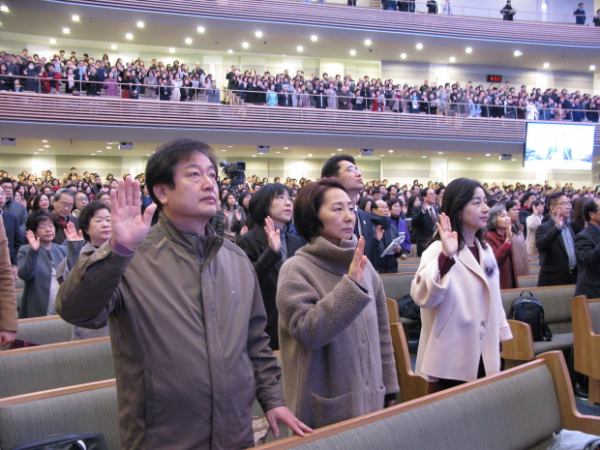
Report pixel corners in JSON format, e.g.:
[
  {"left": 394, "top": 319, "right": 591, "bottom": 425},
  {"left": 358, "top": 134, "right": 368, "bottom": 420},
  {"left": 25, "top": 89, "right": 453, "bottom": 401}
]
[{"left": 10, "top": 433, "right": 108, "bottom": 450}]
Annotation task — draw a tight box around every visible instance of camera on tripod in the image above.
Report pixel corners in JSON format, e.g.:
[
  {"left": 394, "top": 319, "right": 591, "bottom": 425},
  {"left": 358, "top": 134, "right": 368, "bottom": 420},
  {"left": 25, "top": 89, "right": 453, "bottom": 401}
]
[{"left": 220, "top": 161, "right": 246, "bottom": 187}]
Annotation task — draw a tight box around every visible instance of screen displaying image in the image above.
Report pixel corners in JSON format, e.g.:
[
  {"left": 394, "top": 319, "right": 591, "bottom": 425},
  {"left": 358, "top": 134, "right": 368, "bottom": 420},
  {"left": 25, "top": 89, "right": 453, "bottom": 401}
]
[{"left": 524, "top": 123, "right": 595, "bottom": 171}]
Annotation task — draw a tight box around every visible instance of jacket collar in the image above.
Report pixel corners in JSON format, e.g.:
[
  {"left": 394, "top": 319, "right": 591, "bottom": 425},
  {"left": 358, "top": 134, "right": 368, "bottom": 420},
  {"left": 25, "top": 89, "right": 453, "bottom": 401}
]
[
  {"left": 155, "top": 211, "right": 222, "bottom": 258},
  {"left": 299, "top": 235, "right": 357, "bottom": 275}
]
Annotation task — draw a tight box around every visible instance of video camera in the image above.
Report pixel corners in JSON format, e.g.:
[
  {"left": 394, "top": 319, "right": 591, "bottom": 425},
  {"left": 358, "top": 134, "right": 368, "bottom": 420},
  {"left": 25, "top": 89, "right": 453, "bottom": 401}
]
[{"left": 220, "top": 161, "right": 246, "bottom": 188}]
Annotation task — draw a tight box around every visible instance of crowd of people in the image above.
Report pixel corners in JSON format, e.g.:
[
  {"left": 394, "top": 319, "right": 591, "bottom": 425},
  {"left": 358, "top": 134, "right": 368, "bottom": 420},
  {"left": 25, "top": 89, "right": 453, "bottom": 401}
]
[
  {"left": 1, "top": 49, "right": 600, "bottom": 122},
  {"left": 0, "top": 139, "right": 598, "bottom": 448}
]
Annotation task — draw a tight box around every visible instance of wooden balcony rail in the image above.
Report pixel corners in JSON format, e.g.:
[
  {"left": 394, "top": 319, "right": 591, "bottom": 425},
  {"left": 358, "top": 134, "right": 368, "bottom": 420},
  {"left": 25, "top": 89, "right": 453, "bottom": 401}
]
[
  {"left": 52, "top": 0, "right": 600, "bottom": 48},
  {"left": 0, "top": 91, "right": 585, "bottom": 148}
]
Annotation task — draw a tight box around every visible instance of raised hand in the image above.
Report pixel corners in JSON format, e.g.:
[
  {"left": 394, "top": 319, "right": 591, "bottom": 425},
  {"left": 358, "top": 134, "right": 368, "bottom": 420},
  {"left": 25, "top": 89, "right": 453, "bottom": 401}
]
[
  {"left": 375, "top": 225, "right": 384, "bottom": 242},
  {"left": 65, "top": 221, "right": 83, "bottom": 241},
  {"left": 555, "top": 214, "right": 565, "bottom": 229},
  {"left": 110, "top": 176, "right": 157, "bottom": 252},
  {"left": 348, "top": 236, "right": 368, "bottom": 285},
  {"left": 234, "top": 209, "right": 242, "bottom": 222},
  {"left": 240, "top": 225, "right": 248, "bottom": 236},
  {"left": 264, "top": 216, "right": 281, "bottom": 252},
  {"left": 436, "top": 213, "right": 458, "bottom": 259},
  {"left": 505, "top": 217, "right": 512, "bottom": 243},
  {"left": 26, "top": 230, "right": 40, "bottom": 251}
]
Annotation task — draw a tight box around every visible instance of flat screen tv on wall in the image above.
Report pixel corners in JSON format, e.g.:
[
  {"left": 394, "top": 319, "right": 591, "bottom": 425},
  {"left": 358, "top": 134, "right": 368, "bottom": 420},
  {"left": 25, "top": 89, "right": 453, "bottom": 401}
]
[{"left": 524, "top": 122, "right": 595, "bottom": 171}]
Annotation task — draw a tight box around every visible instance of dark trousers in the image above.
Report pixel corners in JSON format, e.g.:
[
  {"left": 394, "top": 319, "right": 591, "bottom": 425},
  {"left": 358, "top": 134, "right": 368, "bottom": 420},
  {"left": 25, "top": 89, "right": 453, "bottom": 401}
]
[{"left": 437, "top": 356, "right": 486, "bottom": 391}]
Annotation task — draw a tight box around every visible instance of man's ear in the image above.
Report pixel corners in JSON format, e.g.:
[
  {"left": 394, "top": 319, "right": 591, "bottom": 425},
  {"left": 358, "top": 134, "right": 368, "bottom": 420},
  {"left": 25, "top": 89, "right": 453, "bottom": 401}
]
[{"left": 153, "top": 184, "right": 167, "bottom": 207}]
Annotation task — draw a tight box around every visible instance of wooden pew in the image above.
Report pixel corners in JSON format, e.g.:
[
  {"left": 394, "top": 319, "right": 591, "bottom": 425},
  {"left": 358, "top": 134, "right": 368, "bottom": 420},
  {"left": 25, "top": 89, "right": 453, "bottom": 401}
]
[
  {"left": 256, "top": 351, "right": 600, "bottom": 450},
  {"left": 389, "top": 323, "right": 429, "bottom": 403},
  {"left": 572, "top": 295, "right": 600, "bottom": 404},
  {"left": 381, "top": 274, "right": 419, "bottom": 335}
]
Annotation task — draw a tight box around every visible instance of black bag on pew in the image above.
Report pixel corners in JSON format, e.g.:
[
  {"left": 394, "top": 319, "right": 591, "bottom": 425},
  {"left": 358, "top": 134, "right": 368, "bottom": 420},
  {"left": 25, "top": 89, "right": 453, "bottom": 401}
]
[
  {"left": 507, "top": 291, "right": 552, "bottom": 342},
  {"left": 397, "top": 294, "right": 421, "bottom": 321},
  {"left": 10, "top": 434, "right": 108, "bottom": 450}
]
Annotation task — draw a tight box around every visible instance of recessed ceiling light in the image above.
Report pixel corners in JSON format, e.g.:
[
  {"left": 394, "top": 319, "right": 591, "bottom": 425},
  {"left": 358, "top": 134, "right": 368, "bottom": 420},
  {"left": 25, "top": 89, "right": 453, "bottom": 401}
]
[
  {"left": 511, "top": 159, "right": 516, "bottom": 161},
  {"left": 228, "top": 145, "right": 232, "bottom": 148},
  {"left": 438, "top": 152, "right": 443, "bottom": 154},
  {"left": 297, "top": 45, "right": 303, "bottom": 52},
  {"left": 389, "top": 150, "right": 394, "bottom": 153},
  {"left": 136, "top": 21, "right": 144, "bottom": 28},
  {"left": 91, "top": 153, "right": 95, "bottom": 156},
  {"left": 44, "top": 145, "right": 50, "bottom": 148},
  {"left": 197, "top": 26, "right": 205, "bottom": 33},
  {"left": 252, "top": 155, "right": 256, "bottom": 157},
  {"left": 416, "top": 43, "right": 423, "bottom": 50},
  {"left": 255, "top": 31, "right": 263, "bottom": 38},
  {"left": 400, "top": 53, "right": 407, "bottom": 59},
  {"left": 221, "top": 149, "right": 227, "bottom": 152},
  {"left": 169, "top": 48, "right": 175, "bottom": 53},
  {"left": 62, "top": 28, "right": 70, "bottom": 34},
  {"left": 302, "top": 157, "right": 306, "bottom": 159},
  {"left": 107, "top": 142, "right": 113, "bottom": 144},
  {"left": 449, "top": 56, "right": 456, "bottom": 63},
  {"left": 242, "top": 42, "right": 249, "bottom": 49},
  {"left": 350, "top": 49, "right": 356, "bottom": 56},
  {"left": 466, "top": 47, "right": 472, "bottom": 53},
  {"left": 364, "top": 39, "right": 371, "bottom": 46},
  {"left": 276, "top": 151, "right": 281, "bottom": 154},
  {"left": 543, "top": 62, "right": 550, "bottom": 69},
  {"left": 486, "top": 153, "right": 491, "bottom": 156},
  {"left": 33, "top": 152, "right": 38, "bottom": 154},
  {"left": 590, "top": 65, "right": 596, "bottom": 71},
  {"left": 228, "top": 49, "right": 233, "bottom": 54},
  {"left": 337, "top": 148, "right": 342, "bottom": 151},
  {"left": 72, "top": 15, "right": 80, "bottom": 22},
  {"left": 467, "top": 157, "right": 472, "bottom": 160},
  {"left": 145, "top": 154, "right": 150, "bottom": 156},
  {"left": 38, "top": 148, "right": 43, "bottom": 151},
  {"left": 380, "top": 155, "right": 385, "bottom": 157},
  {"left": 283, "top": 147, "right": 289, "bottom": 149},
  {"left": 514, "top": 50, "right": 522, "bottom": 57},
  {"left": 49, "top": 38, "right": 56, "bottom": 44},
  {"left": 185, "top": 38, "right": 192, "bottom": 44},
  {"left": 97, "top": 150, "right": 102, "bottom": 153},
  {"left": 106, "top": 146, "right": 112, "bottom": 149},
  {"left": 422, "top": 155, "right": 427, "bottom": 158},
  {"left": 311, "top": 35, "right": 318, "bottom": 42},
  {"left": 0, "top": 6, "right": 8, "bottom": 12},
  {"left": 308, "top": 153, "right": 312, "bottom": 157},
  {"left": 111, "top": 44, "right": 117, "bottom": 50},
  {"left": 125, "top": 33, "right": 133, "bottom": 40},
  {"left": 42, "top": 140, "right": 48, "bottom": 143}
]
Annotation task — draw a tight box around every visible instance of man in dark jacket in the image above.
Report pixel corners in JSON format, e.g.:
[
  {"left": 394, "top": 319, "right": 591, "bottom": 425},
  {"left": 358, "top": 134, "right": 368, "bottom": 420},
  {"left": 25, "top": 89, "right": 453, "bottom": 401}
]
[
  {"left": 411, "top": 187, "right": 439, "bottom": 256},
  {"left": 501, "top": 0, "right": 515, "bottom": 20},
  {"left": 0, "top": 187, "right": 24, "bottom": 279},
  {"left": 574, "top": 199, "right": 600, "bottom": 299},
  {"left": 0, "top": 178, "right": 27, "bottom": 236},
  {"left": 371, "top": 200, "right": 403, "bottom": 274}
]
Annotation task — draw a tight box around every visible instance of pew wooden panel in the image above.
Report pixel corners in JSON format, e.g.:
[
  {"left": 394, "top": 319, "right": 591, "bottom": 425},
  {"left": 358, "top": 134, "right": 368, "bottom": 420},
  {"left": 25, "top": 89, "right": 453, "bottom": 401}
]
[
  {"left": 572, "top": 296, "right": 600, "bottom": 404},
  {"left": 389, "top": 323, "right": 429, "bottom": 403}
]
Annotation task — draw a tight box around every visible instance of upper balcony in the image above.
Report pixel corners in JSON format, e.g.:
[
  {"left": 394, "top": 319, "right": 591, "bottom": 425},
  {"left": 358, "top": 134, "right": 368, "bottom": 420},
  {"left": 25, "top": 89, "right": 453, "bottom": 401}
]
[{"left": 21, "top": 0, "right": 600, "bottom": 52}]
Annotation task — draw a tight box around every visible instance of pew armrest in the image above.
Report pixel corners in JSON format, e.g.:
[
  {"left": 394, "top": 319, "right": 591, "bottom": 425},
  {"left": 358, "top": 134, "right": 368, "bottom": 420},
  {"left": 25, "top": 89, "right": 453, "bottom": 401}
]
[{"left": 501, "top": 319, "right": 535, "bottom": 366}]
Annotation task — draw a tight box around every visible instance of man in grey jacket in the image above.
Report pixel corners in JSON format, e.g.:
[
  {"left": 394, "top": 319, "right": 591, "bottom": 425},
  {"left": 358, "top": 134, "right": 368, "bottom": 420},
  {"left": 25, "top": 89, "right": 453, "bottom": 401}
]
[{"left": 56, "top": 139, "right": 310, "bottom": 449}]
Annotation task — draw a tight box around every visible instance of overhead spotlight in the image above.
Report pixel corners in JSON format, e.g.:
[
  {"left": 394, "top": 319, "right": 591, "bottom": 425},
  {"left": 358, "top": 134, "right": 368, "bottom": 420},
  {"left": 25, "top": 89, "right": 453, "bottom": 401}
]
[
  {"left": 514, "top": 50, "right": 522, "bottom": 57},
  {"left": 49, "top": 38, "right": 57, "bottom": 44},
  {"left": 364, "top": 39, "right": 371, "bottom": 46},
  {"left": 590, "top": 65, "right": 596, "bottom": 71},
  {"left": 388, "top": 150, "right": 394, "bottom": 153},
  {"left": 416, "top": 43, "right": 423, "bottom": 50},
  {"left": 126, "top": 33, "right": 133, "bottom": 40},
  {"left": 255, "top": 31, "right": 263, "bottom": 37},
  {"left": 169, "top": 48, "right": 175, "bottom": 53},
  {"left": 228, "top": 49, "right": 233, "bottom": 54},
  {"left": 337, "top": 148, "right": 342, "bottom": 151},
  {"left": 350, "top": 49, "right": 356, "bottom": 56},
  {"left": 111, "top": 44, "right": 117, "bottom": 50},
  {"left": 72, "top": 15, "right": 80, "bottom": 21},
  {"left": 308, "top": 153, "right": 313, "bottom": 157},
  {"left": 297, "top": 45, "right": 303, "bottom": 52},
  {"left": 197, "top": 26, "right": 205, "bottom": 33},
  {"left": 467, "top": 157, "right": 472, "bottom": 160},
  {"left": 311, "top": 35, "right": 318, "bottom": 42},
  {"left": 62, "top": 28, "right": 70, "bottom": 34},
  {"left": 485, "top": 153, "right": 491, "bottom": 156},
  {"left": 449, "top": 56, "right": 456, "bottom": 63},
  {"left": 543, "top": 62, "right": 550, "bottom": 68},
  {"left": 185, "top": 38, "right": 192, "bottom": 44},
  {"left": 136, "top": 21, "right": 144, "bottom": 28},
  {"left": 242, "top": 42, "right": 249, "bottom": 49},
  {"left": 400, "top": 53, "right": 407, "bottom": 59},
  {"left": 0, "top": 5, "right": 8, "bottom": 12},
  {"left": 438, "top": 152, "right": 444, "bottom": 154},
  {"left": 422, "top": 155, "right": 427, "bottom": 158},
  {"left": 465, "top": 47, "right": 472, "bottom": 53}
]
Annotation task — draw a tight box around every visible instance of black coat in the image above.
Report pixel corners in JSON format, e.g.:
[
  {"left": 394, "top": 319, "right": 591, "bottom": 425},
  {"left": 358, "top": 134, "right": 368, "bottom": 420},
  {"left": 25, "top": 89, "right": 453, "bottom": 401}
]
[
  {"left": 410, "top": 205, "right": 439, "bottom": 244},
  {"left": 355, "top": 208, "right": 383, "bottom": 268},
  {"left": 236, "top": 226, "right": 303, "bottom": 350},
  {"left": 1, "top": 211, "right": 24, "bottom": 266},
  {"left": 574, "top": 225, "right": 600, "bottom": 299},
  {"left": 535, "top": 219, "right": 577, "bottom": 286}
]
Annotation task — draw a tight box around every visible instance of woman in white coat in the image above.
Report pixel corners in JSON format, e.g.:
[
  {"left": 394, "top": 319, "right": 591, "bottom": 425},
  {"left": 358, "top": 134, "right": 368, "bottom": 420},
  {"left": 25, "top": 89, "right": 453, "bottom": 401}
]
[{"left": 411, "top": 178, "right": 513, "bottom": 391}]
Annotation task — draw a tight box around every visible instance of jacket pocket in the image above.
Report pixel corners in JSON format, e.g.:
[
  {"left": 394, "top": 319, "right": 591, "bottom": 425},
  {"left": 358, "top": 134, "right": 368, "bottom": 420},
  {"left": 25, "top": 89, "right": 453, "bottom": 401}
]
[{"left": 310, "top": 391, "right": 354, "bottom": 429}]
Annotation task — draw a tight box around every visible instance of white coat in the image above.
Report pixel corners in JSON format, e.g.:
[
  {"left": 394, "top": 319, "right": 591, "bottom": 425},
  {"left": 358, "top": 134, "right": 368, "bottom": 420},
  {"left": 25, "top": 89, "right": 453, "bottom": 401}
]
[{"left": 411, "top": 239, "right": 512, "bottom": 382}]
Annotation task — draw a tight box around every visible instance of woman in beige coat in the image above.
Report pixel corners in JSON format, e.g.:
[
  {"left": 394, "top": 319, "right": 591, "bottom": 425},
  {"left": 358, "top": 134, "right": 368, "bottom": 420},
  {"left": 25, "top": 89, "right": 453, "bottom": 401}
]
[
  {"left": 411, "top": 178, "right": 512, "bottom": 391},
  {"left": 277, "top": 178, "right": 398, "bottom": 429}
]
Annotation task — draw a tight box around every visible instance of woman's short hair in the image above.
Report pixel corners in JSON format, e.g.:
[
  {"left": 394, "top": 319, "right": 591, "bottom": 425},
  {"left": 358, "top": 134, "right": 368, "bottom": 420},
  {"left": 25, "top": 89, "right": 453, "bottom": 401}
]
[
  {"left": 248, "top": 183, "right": 292, "bottom": 227},
  {"left": 293, "top": 178, "right": 346, "bottom": 243},
  {"left": 78, "top": 201, "right": 111, "bottom": 242},
  {"left": 237, "top": 190, "right": 251, "bottom": 209},
  {"left": 26, "top": 210, "right": 56, "bottom": 233},
  {"left": 433, "top": 177, "right": 488, "bottom": 250},
  {"left": 387, "top": 197, "right": 403, "bottom": 208},
  {"left": 357, "top": 196, "right": 373, "bottom": 212},
  {"left": 486, "top": 203, "right": 506, "bottom": 232}
]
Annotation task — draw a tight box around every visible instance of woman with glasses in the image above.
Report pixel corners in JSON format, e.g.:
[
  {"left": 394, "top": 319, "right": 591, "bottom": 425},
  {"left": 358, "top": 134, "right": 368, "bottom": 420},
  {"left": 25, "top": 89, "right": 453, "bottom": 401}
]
[
  {"left": 236, "top": 183, "right": 302, "bottom": 351},
  {"left": 485, "top": 204, "right": 518, "bottom": 289}
]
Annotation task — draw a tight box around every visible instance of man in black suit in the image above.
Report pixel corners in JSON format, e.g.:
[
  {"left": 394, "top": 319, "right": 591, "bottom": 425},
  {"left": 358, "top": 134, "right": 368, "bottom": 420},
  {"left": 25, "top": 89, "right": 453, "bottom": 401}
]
[
  {"left": 536, "top": 192, "right": 577, "bottom": 287},
  {"left": 278, "top": 86, "right": 293, "bottom": 107},
  {"left": 574, "top": 198, "right": 600, "bottom": 299},
  {"left": 410, "top": 187, "right": 439, "bottom": 256},
  {"left": 0, "top": 187, "right": 24, "bottom": 279},
  {"left": 321, "top": 154, "right": 382, "bottom": 268}
]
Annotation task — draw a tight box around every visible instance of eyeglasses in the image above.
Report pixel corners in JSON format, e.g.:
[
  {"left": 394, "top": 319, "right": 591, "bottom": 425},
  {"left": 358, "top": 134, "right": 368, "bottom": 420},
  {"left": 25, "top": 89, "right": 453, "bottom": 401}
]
[
  {"left": 340, "top": 165, "right": 362, "bottom": 175},
  {"left": 57, "top": 201, "right": 73, "bottom": 209},
  {"left": 555, "top": 202, "right": 570, "bottom": 207}
]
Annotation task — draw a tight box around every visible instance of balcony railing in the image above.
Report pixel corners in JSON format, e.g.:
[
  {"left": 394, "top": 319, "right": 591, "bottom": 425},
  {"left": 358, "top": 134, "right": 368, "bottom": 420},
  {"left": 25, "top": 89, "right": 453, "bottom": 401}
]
[
  {"left": 48, "top": 0, "right": 600, "bottom": 48},
  {"left": 5, "top": 91, "right": 600, "bottom": 150}
]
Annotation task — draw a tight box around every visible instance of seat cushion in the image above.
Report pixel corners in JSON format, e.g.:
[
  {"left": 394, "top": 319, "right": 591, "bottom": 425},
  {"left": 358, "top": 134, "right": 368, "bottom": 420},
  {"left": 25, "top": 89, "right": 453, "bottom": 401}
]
[{"left": 533, "top": 333, "right": 573, "bottom": 355}]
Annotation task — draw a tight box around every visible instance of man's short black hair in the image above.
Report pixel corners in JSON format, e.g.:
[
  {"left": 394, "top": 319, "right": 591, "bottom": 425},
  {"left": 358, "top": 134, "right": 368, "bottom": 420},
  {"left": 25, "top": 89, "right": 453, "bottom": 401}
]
[
  {"left": 145, "top": 139, "right": 218, "bottom": 210},
  {"left": 0, "top": 177, "right": 12, "bottom": 185},
  {"left": 78, "top": 201, "right": 111, "bottom": 242},
  {"left": 248, "top": 183, "right": 292, "bottom": 227},
  {"left": 582, "top": 199, "right": 598, "bottom": 222},
  {"left": 320, "top": 154, "right": 356, "bottom": 179},
  {"left": 547, "top": 192, "right": 566, "bottom": 208},
  {"left": 53, "top": 188, "right": 75, "bottom": 202}
]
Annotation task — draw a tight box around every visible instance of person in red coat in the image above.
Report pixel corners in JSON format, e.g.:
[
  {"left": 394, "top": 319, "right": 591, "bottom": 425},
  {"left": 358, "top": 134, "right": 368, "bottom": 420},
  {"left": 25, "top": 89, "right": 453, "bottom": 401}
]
[{"left": 485, "top": 203, "right": 518, "bottom": 290}]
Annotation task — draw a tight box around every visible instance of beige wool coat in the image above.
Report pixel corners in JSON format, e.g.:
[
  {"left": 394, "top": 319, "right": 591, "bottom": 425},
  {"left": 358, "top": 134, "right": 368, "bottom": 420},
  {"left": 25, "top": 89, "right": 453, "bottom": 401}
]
[
  {"left": 277, "top": 236, "right": 399, "bottom": 430},
  {"left": 411, "top": 239, "right": 513, "bottom": 382}
]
